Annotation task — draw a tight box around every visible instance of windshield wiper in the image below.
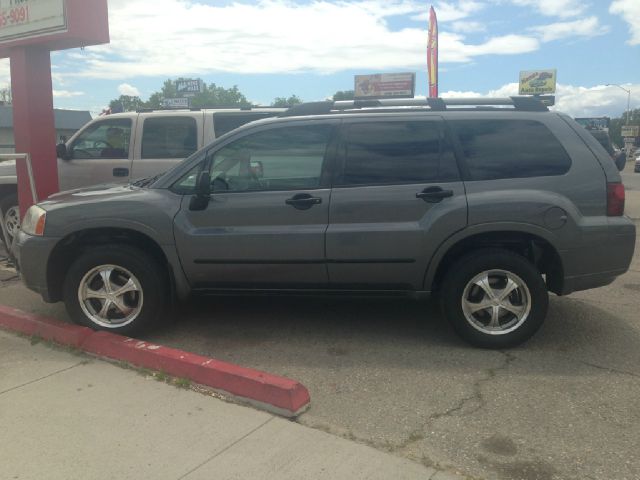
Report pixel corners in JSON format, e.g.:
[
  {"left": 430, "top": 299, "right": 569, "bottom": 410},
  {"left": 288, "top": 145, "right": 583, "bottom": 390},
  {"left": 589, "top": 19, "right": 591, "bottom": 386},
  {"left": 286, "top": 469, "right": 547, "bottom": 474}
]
[{"left": 131, "top": 172, "right": 164, "bottom": 188}]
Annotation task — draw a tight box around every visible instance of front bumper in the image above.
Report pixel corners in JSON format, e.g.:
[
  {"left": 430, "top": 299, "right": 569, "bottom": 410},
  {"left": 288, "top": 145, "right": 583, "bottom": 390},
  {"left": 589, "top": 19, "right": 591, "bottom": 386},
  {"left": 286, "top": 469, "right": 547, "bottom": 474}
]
[{"left": 13, "top": 230, "right": 60, "bottom": 303}]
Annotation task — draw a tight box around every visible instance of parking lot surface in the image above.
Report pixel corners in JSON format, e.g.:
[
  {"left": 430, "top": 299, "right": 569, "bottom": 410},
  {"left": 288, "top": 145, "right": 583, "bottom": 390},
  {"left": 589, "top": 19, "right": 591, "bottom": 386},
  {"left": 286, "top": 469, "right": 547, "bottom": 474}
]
[{"left": 2, "top": 169, "right": 639, "bottom": 480}]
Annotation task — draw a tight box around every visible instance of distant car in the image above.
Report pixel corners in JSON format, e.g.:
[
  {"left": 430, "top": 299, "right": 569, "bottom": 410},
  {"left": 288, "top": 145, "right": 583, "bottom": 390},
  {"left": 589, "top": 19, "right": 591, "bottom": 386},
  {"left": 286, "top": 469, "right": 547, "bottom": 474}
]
[
  {"left": 588, "top": 130, "right": 626, "bottom": 171},
  {"left": 635, "top": 154, "right": 640, "bottom": 173}
]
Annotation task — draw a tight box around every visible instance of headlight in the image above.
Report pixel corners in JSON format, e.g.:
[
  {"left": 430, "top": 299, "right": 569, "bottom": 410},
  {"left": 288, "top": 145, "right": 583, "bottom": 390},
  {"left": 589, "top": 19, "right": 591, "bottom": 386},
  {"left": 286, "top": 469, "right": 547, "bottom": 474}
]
[{"left": 21, "top": 205, "right": 47, "bottom": 236}]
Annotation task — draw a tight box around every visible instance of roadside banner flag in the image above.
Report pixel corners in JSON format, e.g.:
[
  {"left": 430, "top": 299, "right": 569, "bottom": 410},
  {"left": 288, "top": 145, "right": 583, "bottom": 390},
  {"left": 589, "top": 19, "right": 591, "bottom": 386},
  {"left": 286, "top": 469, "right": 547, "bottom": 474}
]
[{"left": 427, "top": 6, "right": 438, "bottom": 98}]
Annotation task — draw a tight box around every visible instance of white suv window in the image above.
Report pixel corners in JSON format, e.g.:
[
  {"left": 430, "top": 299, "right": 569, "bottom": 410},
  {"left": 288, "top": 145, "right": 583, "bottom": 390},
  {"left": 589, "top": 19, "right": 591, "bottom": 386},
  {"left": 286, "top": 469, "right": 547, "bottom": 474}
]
[
  {"left": 141, "top": 117, "right": 198, "bottom": 159},
  {"left": 70, "top": 119, "right": 132, "bottom": 160}
]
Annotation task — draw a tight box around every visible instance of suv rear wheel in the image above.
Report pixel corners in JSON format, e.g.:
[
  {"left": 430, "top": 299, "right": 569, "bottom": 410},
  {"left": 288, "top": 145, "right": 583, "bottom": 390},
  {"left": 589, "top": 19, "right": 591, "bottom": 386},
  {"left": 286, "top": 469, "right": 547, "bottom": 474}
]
[
  {"left": 440, "top": 249, "right": 548, "bottom": 348},
  {"left": 63, "top": 245, "right": 166, "bottom": 335}
]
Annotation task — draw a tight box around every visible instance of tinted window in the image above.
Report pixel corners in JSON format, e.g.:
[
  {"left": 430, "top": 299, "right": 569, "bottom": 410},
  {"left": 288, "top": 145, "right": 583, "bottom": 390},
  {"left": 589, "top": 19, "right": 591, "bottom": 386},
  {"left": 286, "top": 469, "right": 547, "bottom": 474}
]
[
  {"left": 214, "top": 112, "right": 278, "bottom": 137},
  {"left": 141, "top": 117, "right": 197, "bottom": 159},
  {"left": 451, "top": 120, "right": 571, "bottom": 180},
  {"left": 339, "top": 121, "right": 459, "bottom": 186},
  {"left": 70, "top": 119, "right": 132, "bottom": 160},
  {"left": 210, "top": 124, "right": 332, "bottom": 192}
]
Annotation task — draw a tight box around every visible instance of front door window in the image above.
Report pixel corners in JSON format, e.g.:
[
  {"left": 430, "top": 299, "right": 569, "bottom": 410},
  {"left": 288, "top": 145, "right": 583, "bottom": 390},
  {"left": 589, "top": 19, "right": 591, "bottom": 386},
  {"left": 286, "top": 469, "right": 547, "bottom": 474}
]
[{"left": 69, "top": 119, "right": 132, "bottom": 160}]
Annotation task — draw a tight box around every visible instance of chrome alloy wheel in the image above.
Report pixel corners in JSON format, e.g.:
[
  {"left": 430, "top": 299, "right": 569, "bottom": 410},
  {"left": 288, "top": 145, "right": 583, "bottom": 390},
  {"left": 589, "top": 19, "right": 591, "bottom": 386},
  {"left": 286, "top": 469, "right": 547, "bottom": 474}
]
[
  {"left": 78, "top": 265, "right": 143, "bottom": 328},
  {"left": 461, "top": 269, "right": 531, "bottom": 335},
  {"left": 3, "top": 205, "right": 20, "bottom": 240}
]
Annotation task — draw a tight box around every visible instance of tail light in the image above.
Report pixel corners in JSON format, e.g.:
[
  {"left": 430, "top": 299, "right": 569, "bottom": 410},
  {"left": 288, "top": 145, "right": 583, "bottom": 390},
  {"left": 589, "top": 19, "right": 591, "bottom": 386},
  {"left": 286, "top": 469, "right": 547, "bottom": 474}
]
[{"left": 607, "top": 183, "right": 625, "bottom": 216}]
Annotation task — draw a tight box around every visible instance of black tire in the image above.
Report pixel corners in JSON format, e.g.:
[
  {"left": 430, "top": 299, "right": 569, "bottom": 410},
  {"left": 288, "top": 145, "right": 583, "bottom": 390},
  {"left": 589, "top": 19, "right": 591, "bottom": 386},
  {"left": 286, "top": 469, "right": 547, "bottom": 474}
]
[
  {"left": 63, "top": 244, "right": 167, "bottom": 335},
  {"left": 0, "top": 193, "right": 19, "bottom": 250},
  {"left": 440, "top": 249, "right": 548, "bottom": 348}
]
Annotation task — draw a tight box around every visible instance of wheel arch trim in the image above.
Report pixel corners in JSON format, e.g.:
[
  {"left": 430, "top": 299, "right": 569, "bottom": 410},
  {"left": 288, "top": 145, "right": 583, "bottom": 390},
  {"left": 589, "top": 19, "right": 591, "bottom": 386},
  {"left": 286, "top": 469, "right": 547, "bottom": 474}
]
[{"left": 423, "top": 222, "right": 563, "bottom": 292}]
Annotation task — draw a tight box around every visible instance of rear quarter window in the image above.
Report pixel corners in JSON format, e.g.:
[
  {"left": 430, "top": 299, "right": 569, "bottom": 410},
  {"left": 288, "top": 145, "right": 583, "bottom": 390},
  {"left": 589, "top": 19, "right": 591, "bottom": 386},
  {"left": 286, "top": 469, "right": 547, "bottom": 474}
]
[{"left": 450, "top": 119, "right": 571, "bottom": 180}]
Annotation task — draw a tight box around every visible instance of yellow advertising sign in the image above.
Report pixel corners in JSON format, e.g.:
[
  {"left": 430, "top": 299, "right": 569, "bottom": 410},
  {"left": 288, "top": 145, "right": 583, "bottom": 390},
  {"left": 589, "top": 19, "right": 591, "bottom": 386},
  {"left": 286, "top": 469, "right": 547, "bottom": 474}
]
[{"left": 519, "top": 69, "right": 557, "bottom": 95}]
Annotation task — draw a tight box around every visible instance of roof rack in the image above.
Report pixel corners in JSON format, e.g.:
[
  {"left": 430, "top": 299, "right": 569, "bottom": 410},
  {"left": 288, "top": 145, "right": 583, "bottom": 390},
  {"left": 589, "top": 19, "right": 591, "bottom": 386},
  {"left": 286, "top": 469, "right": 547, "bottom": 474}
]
[
  {"left": 281, "top": 96, "right": 552, "bottom": 117},
  {"left": 134, "top": 105, "right": 283, "bottom": 114}
]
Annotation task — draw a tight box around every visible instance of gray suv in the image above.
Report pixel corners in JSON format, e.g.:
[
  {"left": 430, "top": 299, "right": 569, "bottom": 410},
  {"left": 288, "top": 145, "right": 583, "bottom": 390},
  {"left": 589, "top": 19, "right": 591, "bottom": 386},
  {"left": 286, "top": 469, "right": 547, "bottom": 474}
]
[{"left": 13, "top": 97, "right": 636, "bottom": 348}]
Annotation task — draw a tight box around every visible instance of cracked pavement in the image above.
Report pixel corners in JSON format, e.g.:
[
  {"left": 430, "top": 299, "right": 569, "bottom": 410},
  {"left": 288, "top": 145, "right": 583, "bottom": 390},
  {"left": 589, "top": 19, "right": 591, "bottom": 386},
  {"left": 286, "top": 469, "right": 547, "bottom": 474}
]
[{"left": 1, "top": 170, "right": 639, "bottom": 480}]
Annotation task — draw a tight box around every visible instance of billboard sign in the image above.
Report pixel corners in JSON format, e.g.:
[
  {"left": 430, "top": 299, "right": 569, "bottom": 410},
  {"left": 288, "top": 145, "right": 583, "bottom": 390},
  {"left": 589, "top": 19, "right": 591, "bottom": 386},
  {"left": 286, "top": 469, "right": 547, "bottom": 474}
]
[
  {"left": 575, "top": 117, "right": 610, "bottom": 131},
  {"left": 354, "top": 73, "right": 416, "bottom": 99},
  {"left": 0, "top": 0, "right": 67, "bottom": 43},
  {"left": 621, "top": 126, "right": 640, "bottom": 138},
  {"left": 163, "top": 97, "right": 190, "bottom": 109},
  {"left": 176, "top": 79, "right": 201, "bottom": 97},
  {"left": 519, "top": 69, "right": 557, "bottom": 95}
]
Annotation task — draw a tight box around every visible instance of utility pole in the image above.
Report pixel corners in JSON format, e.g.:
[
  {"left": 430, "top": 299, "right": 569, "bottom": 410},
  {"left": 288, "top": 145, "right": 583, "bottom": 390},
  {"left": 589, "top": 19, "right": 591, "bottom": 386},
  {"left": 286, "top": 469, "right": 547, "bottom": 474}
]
[{"left": 607, "top": 84, "right": 632, "bottom": 153}]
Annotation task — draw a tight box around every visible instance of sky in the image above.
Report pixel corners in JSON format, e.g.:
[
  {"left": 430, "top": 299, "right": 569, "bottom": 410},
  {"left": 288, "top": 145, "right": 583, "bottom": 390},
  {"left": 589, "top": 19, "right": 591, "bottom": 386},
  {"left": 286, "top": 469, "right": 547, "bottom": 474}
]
[{"left": 1, "top": 0, "right": 638, "bottom": 118}]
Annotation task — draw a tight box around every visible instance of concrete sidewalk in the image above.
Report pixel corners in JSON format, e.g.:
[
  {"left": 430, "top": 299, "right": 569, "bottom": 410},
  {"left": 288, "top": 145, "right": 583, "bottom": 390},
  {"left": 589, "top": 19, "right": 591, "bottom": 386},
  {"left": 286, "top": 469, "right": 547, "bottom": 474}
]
[{"left": 0, "top": 329, "right": 464, "bottom": 480}]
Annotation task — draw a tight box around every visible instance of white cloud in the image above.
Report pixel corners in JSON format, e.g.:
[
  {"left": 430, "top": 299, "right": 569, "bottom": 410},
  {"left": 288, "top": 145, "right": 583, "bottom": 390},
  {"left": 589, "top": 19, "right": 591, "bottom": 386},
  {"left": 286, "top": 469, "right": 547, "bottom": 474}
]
[
  {"left": 117, "top": 83, "right": 140, "bottom": 96},
  {"left": 52, "top": 90, "right": 85, "bottom": 98},
  {"left": 610, "top": 0, "right": 640, "bottom": 45},
  {"left": 530, "top": 16, "right": 609, "bottom": 42},
  {"left": 509, "top": 0, "right": 586, "bottom": 18},
  {"left": 439, "top": 82, "right": 640, "bottom": 118},
  {"left": 450, "top": 20, "right": 487, "bottom": 33},
  {"left": 68, "top": 0, "right": 539, "bottom": 78},
  {"left": 412, "top": 1, "right": 486, "bottom": 22}
]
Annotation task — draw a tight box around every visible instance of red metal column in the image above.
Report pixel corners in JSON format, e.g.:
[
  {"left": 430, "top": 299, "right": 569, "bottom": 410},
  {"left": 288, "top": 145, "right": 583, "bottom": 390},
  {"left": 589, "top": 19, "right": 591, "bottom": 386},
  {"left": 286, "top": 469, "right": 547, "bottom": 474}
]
[{"left": 10, "top": 46, "right": 59, "bottom": 216}]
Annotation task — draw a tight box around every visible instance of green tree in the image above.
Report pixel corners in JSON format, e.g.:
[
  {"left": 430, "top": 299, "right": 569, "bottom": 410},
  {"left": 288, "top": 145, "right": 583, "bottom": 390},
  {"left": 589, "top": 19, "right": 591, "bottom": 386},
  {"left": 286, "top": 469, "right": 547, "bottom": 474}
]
[
  {"left": 109, "top": 78, "right": 252, "bottom": 111},
  {"left": 332, "top": 90, "right": 355, "bottom": 101},
  {"left": 271, "top": 95, "right": 302, "bottom": 107},
  {"left": 109, "top": 95, "right": 146, "bottom": 112}
]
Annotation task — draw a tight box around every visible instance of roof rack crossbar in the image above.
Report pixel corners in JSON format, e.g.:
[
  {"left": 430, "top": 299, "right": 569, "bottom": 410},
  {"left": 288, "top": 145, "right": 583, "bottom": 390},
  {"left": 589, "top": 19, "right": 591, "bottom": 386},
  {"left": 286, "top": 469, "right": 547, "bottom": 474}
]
[{"left": 281, "top": 96, "right": 550, "bottom": 117}]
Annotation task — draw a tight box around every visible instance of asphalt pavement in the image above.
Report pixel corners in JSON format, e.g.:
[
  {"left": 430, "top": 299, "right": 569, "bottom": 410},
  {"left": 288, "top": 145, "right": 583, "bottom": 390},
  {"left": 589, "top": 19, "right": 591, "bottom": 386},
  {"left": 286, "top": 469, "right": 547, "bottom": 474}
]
[{"left": 1, "top": 167, "right": 639, "bottom": 480}]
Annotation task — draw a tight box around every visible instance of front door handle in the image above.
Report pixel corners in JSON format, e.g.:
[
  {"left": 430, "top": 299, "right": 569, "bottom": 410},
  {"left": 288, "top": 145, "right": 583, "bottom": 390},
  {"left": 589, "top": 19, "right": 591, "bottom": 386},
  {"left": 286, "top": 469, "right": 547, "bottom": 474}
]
[
  {"left": 113, "top": 167, "right": 129, "bottom": 177},
  {"left": 285, "top": 193, "right": 322, "bottom": 210},
  {"left": 416, "top": 186, "right": 454, "bottom": 203}
]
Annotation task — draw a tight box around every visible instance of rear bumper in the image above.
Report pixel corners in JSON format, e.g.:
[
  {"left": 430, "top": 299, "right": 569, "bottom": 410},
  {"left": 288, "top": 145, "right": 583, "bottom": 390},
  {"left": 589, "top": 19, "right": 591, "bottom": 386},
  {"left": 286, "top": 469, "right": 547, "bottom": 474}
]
[
  {"left": 560, "top": 217, "right": 636, "bottom": 295},
  {"left": 13, "top": 230, "right": 59, "bottom": 303}
]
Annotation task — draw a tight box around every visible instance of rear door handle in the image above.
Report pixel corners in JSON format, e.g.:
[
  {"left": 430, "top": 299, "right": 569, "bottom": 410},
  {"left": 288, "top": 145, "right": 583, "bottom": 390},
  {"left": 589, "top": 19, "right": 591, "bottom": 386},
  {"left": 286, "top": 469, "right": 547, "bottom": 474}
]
[
  {"left": 285, "top": 193, "right": 322, "bottom": 210},
  {"left": 113, "top": 167, "right": 129, "bottom": 177},
  {"left": 416, "top": 187, "right": 454, "bottom": 203}
]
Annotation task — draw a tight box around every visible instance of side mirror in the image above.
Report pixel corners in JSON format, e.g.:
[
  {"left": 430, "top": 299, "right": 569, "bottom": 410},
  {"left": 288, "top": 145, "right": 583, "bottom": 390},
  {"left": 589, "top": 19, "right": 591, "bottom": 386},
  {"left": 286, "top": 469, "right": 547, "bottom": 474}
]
[
  {"left": 56, "top": 143, "right": 70, "bottom": 160},
  {"left": 189, "top": 171, "right": 211, "bottom": 211}
]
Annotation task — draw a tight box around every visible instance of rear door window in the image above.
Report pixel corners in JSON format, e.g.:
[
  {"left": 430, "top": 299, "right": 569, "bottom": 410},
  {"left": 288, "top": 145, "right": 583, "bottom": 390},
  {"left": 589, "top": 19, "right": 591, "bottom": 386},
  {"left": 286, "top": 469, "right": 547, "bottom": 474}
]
[
  {"left": 450, "top": 120, "right": 571, "bottom": 180},
  {"left": 141, "top": 117, "right": 198, "bottom": 159},
  {"left": 337, "top": 120, "right": 459, "bottom": 186}
]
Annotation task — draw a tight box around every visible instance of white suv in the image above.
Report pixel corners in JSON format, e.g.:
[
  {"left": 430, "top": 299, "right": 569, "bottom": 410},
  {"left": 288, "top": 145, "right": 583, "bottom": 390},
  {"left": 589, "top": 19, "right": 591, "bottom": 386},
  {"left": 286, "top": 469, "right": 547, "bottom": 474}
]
[{"left": 0, "top": 107, "right": 283, "bottom": 245}]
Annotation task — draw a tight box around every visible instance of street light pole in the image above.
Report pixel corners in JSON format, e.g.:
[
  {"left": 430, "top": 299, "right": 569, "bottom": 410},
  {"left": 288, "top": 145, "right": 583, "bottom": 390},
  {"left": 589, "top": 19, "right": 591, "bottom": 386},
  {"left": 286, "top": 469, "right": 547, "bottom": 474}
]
[{"left": 607, "top": 83, "right": 631, "bottom": 125}]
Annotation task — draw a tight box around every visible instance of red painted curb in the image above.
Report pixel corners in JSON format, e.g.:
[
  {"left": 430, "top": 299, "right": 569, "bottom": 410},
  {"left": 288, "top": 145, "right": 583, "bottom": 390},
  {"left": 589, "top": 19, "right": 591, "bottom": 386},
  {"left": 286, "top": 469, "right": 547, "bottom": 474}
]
[
  {"left": 0, "top": 306, "right": 310, "bottom": 416},
  {"left": 82, "top": 331, "right": 310, "bottom": 414},
  {"left": 0, "top": 305, "right": 93, "bottom": 348}
]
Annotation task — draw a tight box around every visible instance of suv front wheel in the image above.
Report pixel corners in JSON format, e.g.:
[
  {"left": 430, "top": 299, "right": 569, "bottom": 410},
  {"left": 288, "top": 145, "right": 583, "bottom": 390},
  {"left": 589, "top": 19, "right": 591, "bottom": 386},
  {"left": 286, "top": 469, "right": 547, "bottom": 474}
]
[
  {"left": 63, "top": 245, "right": 167, "bottom": 335},
  {"left": 440, "top": 249, "right": 548, "bottom": 348}
]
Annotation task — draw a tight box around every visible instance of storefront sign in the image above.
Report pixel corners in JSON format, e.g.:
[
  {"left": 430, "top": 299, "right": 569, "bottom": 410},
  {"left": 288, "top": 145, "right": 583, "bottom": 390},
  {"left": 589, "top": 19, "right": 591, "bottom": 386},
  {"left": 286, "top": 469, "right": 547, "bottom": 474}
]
[
  {"left": 354, "top": 73, "right": 416, "bottom": 99},
  {"left": 575, "top": 117, "right": 610, "bottom": 131},
  {"left": 519, "top": 69, "right": 557, "bottom": 95},
  {"left": 176, "top": 79, "right": 201, "bottom": 97},
  {"left": 0, "top": 0, "right": 66, "bottom": 42},
  {"left": 621, "top": 126, "right": 640, "bottom": 138},
  {"left": 163, "top": 97, "right": 190, "bottom": 109}
]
